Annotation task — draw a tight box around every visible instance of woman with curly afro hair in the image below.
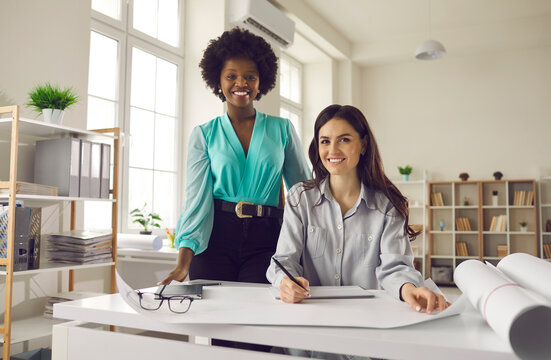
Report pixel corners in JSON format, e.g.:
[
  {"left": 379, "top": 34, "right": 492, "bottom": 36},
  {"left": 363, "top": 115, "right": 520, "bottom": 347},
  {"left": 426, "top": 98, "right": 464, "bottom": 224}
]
[{"left": 161, "top": 27, "right": 310, "bottom": 292}]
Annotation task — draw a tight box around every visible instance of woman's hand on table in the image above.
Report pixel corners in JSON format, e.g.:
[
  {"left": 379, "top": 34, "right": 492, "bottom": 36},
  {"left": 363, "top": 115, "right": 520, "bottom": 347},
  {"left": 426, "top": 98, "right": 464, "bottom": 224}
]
[
  {"left": 401, "top": 283, "right": 451, "bottom": 314},
  {"left": 158, "top": 247, "right": 194, "bottom": 285}
]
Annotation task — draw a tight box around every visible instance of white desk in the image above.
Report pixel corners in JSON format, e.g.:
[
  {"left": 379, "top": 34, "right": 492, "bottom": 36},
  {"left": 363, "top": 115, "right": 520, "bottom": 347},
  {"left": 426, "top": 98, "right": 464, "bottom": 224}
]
[{"left": 52, "top": 290, "right": 518, "bottom": 360}]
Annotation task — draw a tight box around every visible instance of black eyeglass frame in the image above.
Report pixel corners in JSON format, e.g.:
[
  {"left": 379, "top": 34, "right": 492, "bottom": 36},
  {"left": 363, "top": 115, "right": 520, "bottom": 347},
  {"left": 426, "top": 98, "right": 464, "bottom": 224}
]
[{"left": 136, "top": 290, "right": 195, "bottom": 314}]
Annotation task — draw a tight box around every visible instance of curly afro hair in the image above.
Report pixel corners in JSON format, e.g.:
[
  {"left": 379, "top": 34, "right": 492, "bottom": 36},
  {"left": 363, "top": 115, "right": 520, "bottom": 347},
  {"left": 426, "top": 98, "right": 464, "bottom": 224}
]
[{"left": 199, "top": 27, "right": 278, "bottom": 102}]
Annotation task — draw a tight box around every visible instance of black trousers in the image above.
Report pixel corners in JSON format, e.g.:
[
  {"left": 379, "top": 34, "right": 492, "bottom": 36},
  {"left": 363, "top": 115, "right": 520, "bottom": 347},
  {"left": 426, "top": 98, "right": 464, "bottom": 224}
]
[
  {"left": 189, "top": 209, "right": 281, "bottom": 283},
  {"left": 189, "top": 209, "right": 281, "bottom": 352}
]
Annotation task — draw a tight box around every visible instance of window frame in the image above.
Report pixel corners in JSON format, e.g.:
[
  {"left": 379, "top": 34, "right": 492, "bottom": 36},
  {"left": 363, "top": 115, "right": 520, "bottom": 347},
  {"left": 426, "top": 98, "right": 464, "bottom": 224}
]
[
  {"left": 89, "top": 0, "right": 184, "bottom": 234},
  {"left": 123, "top": 35, "right": 184, "bottom": 231},
  {"left": 127, "top": 0, "right": 184, "bottom": 57},
  {"left": 280, "top": 53, "right": 304, "bottom": 138}
]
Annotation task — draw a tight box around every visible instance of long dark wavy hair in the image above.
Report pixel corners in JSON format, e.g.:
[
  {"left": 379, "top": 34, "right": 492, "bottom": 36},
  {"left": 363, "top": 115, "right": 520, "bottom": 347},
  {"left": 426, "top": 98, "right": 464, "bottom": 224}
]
[{"left": 304, "top": 104, "right": 419, "bottom": 240}]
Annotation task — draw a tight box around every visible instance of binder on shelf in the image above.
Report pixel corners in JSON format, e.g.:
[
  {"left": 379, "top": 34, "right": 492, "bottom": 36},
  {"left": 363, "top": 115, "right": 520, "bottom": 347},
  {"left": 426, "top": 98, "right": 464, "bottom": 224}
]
[
  {"left": 34, "top": 137, "right": 81, "bottom": 197},
  {"left": 100, "top": 143, "right": 111, "bottom": 199},
  {"left": 28, "top": 208, "right": 41, "bottom": 269},
  {"left": 0, "top": 205, "right": 40, "bottom": 271},
  {"left": 79, "top": 139, "right": 91, "bottom": 198},
  {"left": 90, "top": 142, "right": 102, "bottom": 198}
]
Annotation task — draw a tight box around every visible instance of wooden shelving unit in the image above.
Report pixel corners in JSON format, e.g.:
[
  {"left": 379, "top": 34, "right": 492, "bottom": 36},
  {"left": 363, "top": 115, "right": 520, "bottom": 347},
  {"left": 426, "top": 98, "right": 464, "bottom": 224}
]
[
  {"left": 0, "top": 105, "right": 120, "bottom": 358},
  {"left": 427, "top": 179, "right": 538, "bottom": 285},
  {"left": 394, "top": 176, "right": 427, "bottom": 278}
]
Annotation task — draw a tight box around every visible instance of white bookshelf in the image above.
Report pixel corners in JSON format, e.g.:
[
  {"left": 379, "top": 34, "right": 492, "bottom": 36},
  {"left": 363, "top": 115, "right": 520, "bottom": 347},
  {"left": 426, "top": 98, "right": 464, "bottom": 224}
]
[
  {"left": 539, "top": 176, "right": 551, "bottom": 261},
  {"left": 394, "top": 174, "right": 427, "bottom": 278}
]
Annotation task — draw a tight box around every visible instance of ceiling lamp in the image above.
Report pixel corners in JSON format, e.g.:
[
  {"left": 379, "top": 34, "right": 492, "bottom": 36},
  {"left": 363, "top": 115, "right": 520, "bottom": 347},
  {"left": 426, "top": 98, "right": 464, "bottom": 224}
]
[{"left": 415, "top": 0, "right": 446, "bottom": 60}]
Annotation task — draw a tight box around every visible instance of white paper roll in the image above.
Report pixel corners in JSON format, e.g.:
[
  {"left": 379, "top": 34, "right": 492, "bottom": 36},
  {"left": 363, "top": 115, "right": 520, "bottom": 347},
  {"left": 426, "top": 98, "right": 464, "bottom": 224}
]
[
  {"left": 455, "top": 258, "right": 551, "bottom": 360},
  {"left": 117, "top": 233, "right": 162, "bottom": 250},
  {"left": 497, "top": 252, "right": 551, "bottom": 302}
]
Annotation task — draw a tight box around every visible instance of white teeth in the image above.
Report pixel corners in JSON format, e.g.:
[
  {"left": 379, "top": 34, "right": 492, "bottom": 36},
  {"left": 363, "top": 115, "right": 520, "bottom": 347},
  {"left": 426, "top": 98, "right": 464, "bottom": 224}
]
[
  {"left": 234, "top": 91, "right": 248, "bottom": 96},
  {"left": 328, "top": 158, "right": 344, "bottom": 163}
]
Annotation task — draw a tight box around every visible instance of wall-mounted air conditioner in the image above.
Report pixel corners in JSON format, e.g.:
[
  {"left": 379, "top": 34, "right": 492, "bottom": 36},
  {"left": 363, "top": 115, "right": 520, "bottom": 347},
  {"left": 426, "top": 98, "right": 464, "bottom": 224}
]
[{"left": 228, "top": 0, "right": 295, "bottom": 49}]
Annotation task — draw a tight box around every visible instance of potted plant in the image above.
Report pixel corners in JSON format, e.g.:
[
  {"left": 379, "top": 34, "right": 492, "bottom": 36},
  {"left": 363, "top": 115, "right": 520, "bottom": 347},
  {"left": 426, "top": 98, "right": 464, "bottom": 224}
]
[
  {"left": 130, "top": 203, "right": 162, "bottom": 234},
  {"left": 26, "top": 82, "right": 79, "bottom": 124},
  {"left": 519, "top": 221, "right": 528, "bottom": 232},
  {"left": 398, "top": 165, "right": 412, "bottom": 181}
]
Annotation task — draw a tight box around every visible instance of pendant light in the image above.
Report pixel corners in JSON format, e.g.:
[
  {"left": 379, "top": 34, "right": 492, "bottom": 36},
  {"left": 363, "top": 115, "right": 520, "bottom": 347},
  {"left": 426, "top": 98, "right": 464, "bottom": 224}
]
[{"left": 415, "top": 0, "right": 446, "bottom": 60}]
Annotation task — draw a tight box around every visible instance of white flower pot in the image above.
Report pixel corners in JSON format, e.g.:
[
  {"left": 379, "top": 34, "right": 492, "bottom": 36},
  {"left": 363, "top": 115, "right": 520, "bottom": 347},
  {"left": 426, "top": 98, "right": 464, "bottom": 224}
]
[
  {"left": 42, "top": 109, "right": 64, "bottom": 124},
  {"left": 520, "top": 226, "right": 527, "bottom": 232}
]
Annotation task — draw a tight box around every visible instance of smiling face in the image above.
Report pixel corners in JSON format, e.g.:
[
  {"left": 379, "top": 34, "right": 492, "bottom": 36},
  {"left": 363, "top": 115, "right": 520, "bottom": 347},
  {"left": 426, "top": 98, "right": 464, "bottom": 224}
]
[
  {"left": 318, "top": 118, "right": 367, "bottom": 179},
  {"left": 219, "top": 57, "right": 260, "bottom": 110}
]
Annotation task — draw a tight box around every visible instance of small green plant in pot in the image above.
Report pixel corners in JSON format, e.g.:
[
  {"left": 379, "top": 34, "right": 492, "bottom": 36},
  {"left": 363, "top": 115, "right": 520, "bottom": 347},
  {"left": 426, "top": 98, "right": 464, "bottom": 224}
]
[
  {"left": 398, "top": 165, "right": 412, "bottom": 181},
  {"left": 130, "top": 203, "right": 162, "bottom": 234},
  {"left": 519, "top": 221, "right": 528, "bottom": 232},
  {"left": 26, "top": 82, "right": 79, "bottom": 124}
]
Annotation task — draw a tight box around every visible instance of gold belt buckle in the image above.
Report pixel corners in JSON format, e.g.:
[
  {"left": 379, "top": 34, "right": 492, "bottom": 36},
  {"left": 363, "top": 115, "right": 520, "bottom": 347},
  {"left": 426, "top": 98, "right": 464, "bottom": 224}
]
[{"left": 235, "top": 201, "right": 253, "bottom": 218}]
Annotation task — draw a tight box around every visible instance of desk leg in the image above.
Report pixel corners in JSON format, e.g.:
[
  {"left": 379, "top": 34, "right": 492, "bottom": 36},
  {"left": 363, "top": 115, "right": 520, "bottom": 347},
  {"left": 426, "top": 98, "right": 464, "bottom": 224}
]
[
  {"left": 52, "top": 321, "right": 84, "bottom": 360},
  {"left": 189, "top": 335, "right": 211, "bottom": 345}
]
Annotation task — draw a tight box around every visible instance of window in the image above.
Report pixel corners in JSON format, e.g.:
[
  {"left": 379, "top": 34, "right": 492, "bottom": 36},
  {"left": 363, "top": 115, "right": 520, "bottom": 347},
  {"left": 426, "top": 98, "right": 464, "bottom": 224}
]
[
  {"left": 92, "top": 0, "right": 122, "bottom": 21},
  {"left": 280, "top": 54, "right": 303, "bottom": 137},
  {"left": 87, "top": 1, "right": 182, "bottom": 232}
]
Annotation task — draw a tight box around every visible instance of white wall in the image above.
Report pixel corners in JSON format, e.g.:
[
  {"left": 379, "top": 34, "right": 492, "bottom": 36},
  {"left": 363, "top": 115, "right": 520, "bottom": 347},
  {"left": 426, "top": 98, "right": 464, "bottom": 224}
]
[
  {"left": 302, "top": 60, "right": 335, "bottom": 156},
  {"left": 0, "top": 0, "right": 91, "bottom": 126},
  {"left": 361, "top": 47, "right": 551, "bottom": 181},
  {"left": 0, "top": 2, "right": 108, "bottom": 355}
]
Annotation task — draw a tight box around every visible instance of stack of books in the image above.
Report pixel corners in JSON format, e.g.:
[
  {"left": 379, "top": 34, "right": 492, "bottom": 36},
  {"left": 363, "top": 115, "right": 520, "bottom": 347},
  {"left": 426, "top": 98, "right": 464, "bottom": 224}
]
[
  {"left": 543, "top": 244, "right": 551, "bottom": 259},
  {"left": 513, "top": 190, "right": 534, "bottom": 206},
  {"left": 431, "top": 192, "right": 445, "bottom": 206},
  {"left": 497, "top": 244, "right": 508, "bottom": 258},
  {"left": 455, "top": 217, "right": 472, "bottom": 231},
  {"left": 456, "top": 241, "right": 469, "bottom": 256},
  {"left": 46, "top": 230, "right": 112, "bottom": 264},
  {"left": 488, "top": 215, "right": 507, "bottom": 232}
]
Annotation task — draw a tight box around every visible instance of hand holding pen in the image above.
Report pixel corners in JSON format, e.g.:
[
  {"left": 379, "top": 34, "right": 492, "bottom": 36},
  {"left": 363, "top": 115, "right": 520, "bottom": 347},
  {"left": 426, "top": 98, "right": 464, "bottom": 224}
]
[{"left": 273, "top": 257, "right": 310, "bottom": 303}]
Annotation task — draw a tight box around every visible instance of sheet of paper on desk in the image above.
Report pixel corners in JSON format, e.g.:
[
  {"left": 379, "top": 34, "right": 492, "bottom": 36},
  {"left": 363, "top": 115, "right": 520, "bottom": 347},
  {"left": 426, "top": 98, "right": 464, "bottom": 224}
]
[
  {"left": 116, "top": 270, "right": 467, "bottom": 329},
  {"left": 269, "top": 286, "right": 374, "bottom": 299},
  {"left": 454, "top": 253, "right": 551, "bottom": 360}
]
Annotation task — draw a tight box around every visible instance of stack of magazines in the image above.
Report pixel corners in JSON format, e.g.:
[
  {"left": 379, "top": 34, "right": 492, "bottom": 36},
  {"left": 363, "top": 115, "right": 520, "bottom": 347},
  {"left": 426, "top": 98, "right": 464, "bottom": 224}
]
[
  {"left": 47, "top": 230, "right": 112, "bottom": 264},
  {"left": 44, "top": 291, "right": 105, "bottom": 319}
]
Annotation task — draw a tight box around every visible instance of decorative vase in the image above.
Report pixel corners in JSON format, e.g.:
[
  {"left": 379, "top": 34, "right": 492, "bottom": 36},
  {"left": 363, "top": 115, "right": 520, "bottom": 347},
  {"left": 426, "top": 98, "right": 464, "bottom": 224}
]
[
  {"left": 42, "top": 109, "right": 64, "bottom": 124},
  {"left": 402, "top": 174, "right": 409, "bottom": 181},
  {"left": 520, "top": 226, "right": 527, "bottom": 232},
  {"left": 167, "top": 233, "right": 175, "bottom": 248},
  {"left": 492, "top": 195, "right": 498, "bottom": 206}
]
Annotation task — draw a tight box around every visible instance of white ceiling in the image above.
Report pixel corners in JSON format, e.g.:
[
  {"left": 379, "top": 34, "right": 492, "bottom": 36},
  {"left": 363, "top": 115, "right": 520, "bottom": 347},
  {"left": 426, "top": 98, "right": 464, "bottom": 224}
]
[{"left": 276, "top": 0, "right": 551, "bottom": 65}]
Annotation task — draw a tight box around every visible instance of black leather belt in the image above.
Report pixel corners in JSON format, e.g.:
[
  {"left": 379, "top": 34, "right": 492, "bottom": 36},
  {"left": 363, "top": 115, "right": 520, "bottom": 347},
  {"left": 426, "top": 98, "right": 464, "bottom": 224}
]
[{"left": 214, "top": 199, "right": 283, "bottom": 219}]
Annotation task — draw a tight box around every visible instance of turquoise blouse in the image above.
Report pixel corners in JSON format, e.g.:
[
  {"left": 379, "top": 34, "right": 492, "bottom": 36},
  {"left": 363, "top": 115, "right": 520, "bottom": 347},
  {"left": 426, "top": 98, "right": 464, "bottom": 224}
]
[{"left": 174, "top": 110, "right": 311, "bottom": 254}]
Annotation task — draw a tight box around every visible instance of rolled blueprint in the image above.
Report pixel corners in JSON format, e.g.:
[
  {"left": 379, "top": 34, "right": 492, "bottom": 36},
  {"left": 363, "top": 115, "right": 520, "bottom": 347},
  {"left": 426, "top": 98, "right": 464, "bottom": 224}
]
[
  {"left": 454, "top": 257, "right": 551, "bottom": 360},
  {"left": 117, "top": 233, "right": 162, "bottom": 250},
  {"left": 497, "top": 252, "right": 551, "bottom": 302}
]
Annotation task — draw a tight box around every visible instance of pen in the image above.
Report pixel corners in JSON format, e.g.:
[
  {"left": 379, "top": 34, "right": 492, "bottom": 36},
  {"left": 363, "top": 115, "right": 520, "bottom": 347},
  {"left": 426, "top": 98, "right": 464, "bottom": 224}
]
[{"left": 272, "top": 257, "right": 308, "bottom": 291}]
